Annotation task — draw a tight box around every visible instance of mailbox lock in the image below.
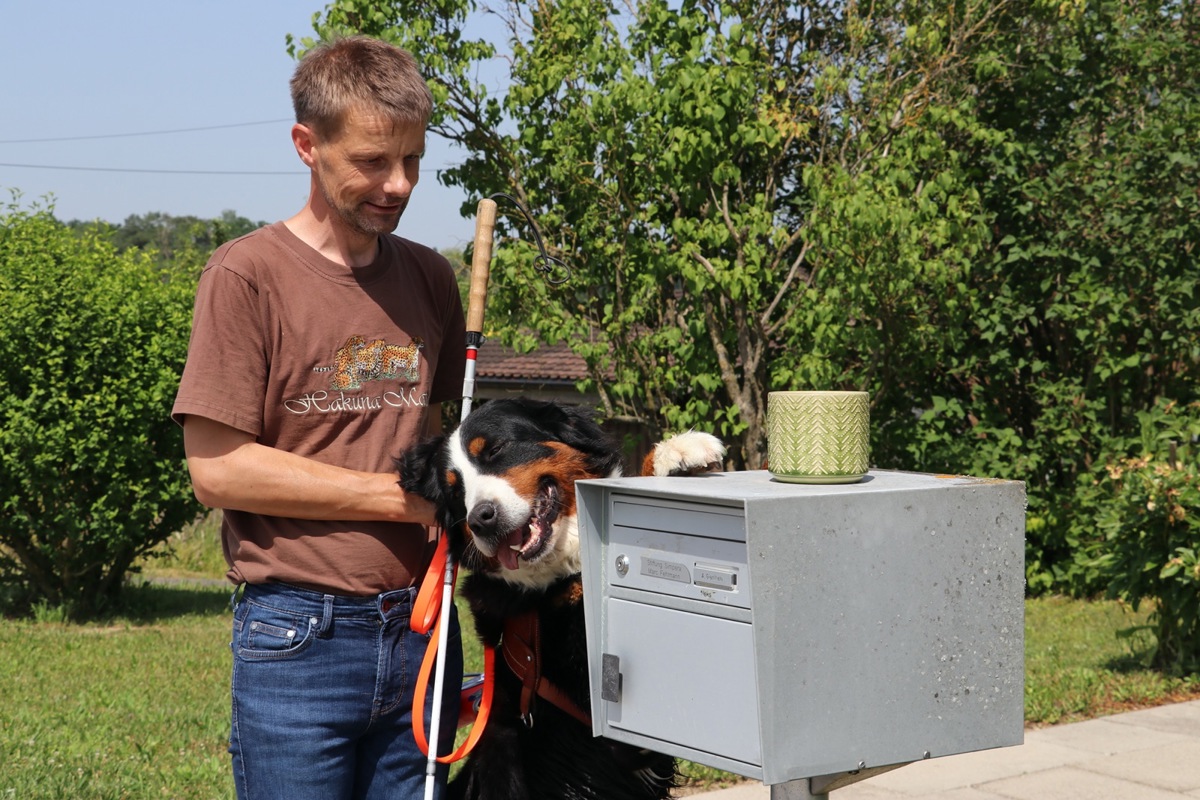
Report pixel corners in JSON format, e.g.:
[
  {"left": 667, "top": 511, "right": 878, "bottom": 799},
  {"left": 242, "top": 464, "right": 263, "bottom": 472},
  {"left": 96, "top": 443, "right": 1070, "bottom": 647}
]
[{"left": 615, "top": 554, "right": 630, "bottom": 577}]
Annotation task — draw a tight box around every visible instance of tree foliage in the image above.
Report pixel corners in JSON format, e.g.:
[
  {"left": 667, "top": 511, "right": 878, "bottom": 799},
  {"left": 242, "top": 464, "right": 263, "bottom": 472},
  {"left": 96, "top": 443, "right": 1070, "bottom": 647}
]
[
  {"left": 293, "top": 1, "right": 1199, "bottom": 598},
  {"left": 933, "top": 0, "right": 1200, "bottom": 592},
  {"left": 0, "top": 197, "right": 203, "bottom": 618},
  {"left": 65, "top": 210, "right": 265, "bottom": 273},
  {"left": 292, "top": 0, "right": 1011, "bottom": 469}
]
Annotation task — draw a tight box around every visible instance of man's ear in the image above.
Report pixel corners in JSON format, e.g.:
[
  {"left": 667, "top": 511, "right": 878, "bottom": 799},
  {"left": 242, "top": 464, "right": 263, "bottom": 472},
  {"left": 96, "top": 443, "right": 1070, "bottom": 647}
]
[
  {"left": 396, "top": 435, "right": 447, "bottom": 503},
  {"left": 292, "top": 123, "right": 317, "bottom": 168}
]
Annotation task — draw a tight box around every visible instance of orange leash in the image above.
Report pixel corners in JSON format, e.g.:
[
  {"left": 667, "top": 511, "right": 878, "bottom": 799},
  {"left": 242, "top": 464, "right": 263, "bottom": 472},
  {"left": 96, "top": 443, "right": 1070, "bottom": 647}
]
[
  {"left": 411, "top": 532, "right": 495, "bottom": 762},
  {"left": 411, "top": 533, "right": 453, "bottom": 635}
]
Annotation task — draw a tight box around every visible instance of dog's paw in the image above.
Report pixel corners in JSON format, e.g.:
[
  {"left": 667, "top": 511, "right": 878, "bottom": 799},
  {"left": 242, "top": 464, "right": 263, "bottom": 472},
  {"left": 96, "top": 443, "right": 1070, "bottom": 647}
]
[{"left": 643, "top": 431, "right": 726, "bottom": 477}]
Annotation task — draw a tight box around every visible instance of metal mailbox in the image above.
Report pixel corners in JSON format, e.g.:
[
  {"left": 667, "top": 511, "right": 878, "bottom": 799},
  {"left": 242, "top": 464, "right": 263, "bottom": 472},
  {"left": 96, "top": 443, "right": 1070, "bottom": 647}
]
[{"left": 576, "top": 469, "right": 1026, "bottom": 794}]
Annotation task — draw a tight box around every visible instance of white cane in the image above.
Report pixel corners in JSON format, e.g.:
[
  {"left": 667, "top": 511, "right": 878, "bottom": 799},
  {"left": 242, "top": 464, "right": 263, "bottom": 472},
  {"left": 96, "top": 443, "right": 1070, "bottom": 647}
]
[{"left": 423, "top": 197, "right": 497, "bottom": 800}]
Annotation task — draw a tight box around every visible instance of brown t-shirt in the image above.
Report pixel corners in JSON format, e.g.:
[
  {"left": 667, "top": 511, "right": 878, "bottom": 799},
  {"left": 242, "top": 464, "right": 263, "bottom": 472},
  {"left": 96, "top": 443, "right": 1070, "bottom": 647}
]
[{"left": 172, "top": 222, "right": 465, "bottom": 595}]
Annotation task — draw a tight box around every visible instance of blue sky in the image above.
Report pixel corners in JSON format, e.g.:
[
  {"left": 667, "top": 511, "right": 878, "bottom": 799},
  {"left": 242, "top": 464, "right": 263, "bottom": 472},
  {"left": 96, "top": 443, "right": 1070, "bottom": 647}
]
[{"left": 1, "top": 1, "right": 479, "bottom": 251}]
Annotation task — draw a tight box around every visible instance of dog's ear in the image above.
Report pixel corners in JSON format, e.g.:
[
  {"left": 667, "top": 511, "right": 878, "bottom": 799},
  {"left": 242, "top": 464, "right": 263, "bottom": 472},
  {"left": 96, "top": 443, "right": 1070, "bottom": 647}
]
[
  {"left": 533, "top": 401, "right": 624, "bottom": 475},
  {"left": 397, "top": 434, "right": 472, "bottom": 559},
  {"left": 395, "top": 435, "right": 447, "bottom": 503}
]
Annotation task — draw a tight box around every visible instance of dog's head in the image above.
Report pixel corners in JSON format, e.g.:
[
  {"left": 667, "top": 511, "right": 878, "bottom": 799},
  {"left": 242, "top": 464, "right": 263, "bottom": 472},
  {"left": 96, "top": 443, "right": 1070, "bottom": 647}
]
[{"left": 399, "top": 398, "right": 623, "bottom": 589}]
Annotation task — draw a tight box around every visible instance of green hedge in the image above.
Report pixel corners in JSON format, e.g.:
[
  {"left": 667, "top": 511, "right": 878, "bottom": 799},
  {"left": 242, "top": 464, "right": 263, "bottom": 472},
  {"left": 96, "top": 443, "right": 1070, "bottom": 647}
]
[{"left": 0, "top": 199, "right": 202, "bottom": 618}]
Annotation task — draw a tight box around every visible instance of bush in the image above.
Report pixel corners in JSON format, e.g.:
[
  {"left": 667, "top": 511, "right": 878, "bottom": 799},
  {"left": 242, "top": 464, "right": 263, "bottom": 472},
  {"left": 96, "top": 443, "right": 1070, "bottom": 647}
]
[
  {"left": 0, "top": 197, "right": 203, "bottom": 619},
  {"left": 1077, "top": 401, "right": 1200, "bottom": 675},
  {"left": 896, "top": 0, "right": 1200, "bottom": 595}
]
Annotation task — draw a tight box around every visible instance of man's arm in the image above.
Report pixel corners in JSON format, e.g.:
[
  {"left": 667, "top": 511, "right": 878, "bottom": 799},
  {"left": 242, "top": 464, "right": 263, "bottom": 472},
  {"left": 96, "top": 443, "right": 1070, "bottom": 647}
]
[{"left": 182, "top": 413, "right": 437, "bottom": 525}]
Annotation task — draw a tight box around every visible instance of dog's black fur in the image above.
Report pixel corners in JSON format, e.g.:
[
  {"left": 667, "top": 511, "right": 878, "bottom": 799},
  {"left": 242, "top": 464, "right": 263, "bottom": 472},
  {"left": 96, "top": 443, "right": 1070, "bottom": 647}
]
[{"left": 399, "top": 397, "right": 723, "bottom": 800}]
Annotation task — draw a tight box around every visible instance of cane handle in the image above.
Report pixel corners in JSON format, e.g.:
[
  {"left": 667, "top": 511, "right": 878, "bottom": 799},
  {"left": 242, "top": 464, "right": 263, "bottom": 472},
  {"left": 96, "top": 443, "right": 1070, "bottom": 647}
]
[{"left": 467, "top": 199, "right": 497, "bottom": 335}]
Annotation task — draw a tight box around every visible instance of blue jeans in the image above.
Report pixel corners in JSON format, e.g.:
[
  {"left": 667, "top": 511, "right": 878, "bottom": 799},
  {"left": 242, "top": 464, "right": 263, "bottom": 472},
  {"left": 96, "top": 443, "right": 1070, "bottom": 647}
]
[{"left": 229, "top": 583, "right": 463, "bottom": 800}]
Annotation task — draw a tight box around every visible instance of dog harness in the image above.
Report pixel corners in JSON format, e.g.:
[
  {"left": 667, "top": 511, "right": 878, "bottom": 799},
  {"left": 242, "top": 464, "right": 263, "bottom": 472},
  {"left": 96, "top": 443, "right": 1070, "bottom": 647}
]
[
  {"left": 502, "top": 609, "right": 592, "bottom": 727},
  {"left": 411, "top": 534, "right": 595, "bottom": 762}
]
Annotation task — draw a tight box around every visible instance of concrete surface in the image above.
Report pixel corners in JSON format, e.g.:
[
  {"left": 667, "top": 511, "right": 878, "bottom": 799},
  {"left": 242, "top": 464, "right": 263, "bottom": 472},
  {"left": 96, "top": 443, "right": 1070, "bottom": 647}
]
[{"left": 693, "top": 699, "right": 1200, "bottom": 799}]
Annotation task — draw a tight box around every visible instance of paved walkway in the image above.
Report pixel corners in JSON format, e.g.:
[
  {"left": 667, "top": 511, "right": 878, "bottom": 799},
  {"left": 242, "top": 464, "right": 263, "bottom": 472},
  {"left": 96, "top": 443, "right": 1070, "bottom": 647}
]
[{"left": 695, "top": 699, "right": 1200, "bottom": 799}]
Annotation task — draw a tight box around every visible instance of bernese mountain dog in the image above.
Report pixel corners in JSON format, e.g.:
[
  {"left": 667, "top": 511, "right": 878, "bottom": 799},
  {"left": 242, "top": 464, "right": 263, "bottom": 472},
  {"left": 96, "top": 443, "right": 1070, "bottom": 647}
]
[{"left": 399, "top": 397, "right": 726, "bottom": 800}]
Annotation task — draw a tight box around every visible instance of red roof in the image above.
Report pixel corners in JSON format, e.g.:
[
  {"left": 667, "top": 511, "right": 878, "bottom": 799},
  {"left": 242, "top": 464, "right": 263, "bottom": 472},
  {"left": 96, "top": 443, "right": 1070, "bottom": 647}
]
[{"left": 475, "top": 341, "right": 588, "bottom": 384}]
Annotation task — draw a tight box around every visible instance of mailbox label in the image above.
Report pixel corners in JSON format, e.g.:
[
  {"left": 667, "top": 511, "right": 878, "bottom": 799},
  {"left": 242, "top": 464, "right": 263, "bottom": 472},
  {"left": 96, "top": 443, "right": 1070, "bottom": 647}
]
[
  {"left": 694, "top": 564, "right": 738, "bottom": 591},
  {"left": 640, "top": 556, "right": 691, "bottom": 584}
]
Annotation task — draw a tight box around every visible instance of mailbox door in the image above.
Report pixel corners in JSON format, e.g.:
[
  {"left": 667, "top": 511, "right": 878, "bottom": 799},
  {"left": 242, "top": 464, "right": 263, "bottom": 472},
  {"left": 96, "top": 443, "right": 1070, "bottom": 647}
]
[{"left": 604, "top": 598, "right": 761, "bottom": 766}]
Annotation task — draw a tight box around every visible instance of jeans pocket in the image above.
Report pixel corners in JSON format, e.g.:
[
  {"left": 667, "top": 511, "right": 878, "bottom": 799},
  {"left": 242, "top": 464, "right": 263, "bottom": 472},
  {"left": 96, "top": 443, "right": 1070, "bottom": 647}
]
[{"left": 235, "top": 601, "right": 317, "bottom": 662}]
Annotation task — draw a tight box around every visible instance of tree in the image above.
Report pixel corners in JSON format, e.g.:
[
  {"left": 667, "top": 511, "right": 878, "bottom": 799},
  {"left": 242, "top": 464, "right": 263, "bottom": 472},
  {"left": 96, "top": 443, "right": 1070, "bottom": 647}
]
[
  {"left": 0, "top": 196, "right": 203, "bottom": 618},
  {"left": 291, "top": 0, "right": 1007, "bottom": 468},
  {"left": 913, "top": 0, "right": 1200, "bottom": 592},
  {"left": 66, "top": 209, "right": 266, "bottom": 273},
  {"left": 290, "top": 1, "right": 1200, "bottom": 603}
]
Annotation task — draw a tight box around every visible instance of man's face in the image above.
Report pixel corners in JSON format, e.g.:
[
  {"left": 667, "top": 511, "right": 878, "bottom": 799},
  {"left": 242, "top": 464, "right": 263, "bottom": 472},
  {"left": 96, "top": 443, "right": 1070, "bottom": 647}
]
[{"left": 306, "top": 108, "right": 425, "bottom": 238}]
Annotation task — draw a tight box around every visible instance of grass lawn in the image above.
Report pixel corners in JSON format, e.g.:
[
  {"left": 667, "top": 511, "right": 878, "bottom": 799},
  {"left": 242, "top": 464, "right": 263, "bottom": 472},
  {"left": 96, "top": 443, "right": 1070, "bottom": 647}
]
[
  {"left": 1024, "top": 594, "right": 1200, "bottom": 726},
  {"left": 0, "top": 583, "right": 233, "bottom": 800},
  {"left": 3, "top": 515, "right": 1199, "bottom": 798}
]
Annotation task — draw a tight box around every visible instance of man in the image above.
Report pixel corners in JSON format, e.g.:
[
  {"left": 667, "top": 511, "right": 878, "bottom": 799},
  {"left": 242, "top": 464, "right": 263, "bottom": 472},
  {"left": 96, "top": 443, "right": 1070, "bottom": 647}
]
[{"left": 172, "top": 35, "right": 465, "bottom": 800}]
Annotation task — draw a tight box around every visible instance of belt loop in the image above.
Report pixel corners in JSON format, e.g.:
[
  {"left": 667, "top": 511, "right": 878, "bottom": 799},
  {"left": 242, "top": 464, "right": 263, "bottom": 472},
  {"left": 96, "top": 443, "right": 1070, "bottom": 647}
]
[
  {"left": 313, "top": 594, "right": 335, "bottom": 637},
  {"left": 381, "top": 587, "right": 416, "bottom": 618},
  {"left": 229, "top": 582, "right": 245, "bottom": 612}
]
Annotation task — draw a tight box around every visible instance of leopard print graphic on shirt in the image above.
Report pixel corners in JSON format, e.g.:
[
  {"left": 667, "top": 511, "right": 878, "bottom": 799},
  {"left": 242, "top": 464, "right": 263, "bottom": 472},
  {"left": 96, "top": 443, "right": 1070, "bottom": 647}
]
[{"left": 314, "top": 334, "right": 425, "bottom": 390}]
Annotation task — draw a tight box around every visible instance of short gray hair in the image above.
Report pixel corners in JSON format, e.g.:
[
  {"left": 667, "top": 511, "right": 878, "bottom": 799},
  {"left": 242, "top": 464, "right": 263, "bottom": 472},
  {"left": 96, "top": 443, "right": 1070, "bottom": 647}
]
[{"left": 290, "top": 35, "right": 433, "bottom": 137}]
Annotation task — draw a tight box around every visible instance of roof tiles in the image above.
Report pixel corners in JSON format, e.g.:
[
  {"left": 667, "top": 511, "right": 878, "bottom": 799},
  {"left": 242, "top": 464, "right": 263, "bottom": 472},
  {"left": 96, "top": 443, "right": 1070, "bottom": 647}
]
[{"left": 474, "top": 341, "right": 587, "bottom": 383}]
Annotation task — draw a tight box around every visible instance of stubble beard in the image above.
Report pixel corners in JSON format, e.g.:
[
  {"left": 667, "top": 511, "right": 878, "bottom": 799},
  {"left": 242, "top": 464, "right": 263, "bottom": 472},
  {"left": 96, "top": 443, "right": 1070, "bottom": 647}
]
[{"left": 317, "top": 175, "right": 407, "bottom": 238}]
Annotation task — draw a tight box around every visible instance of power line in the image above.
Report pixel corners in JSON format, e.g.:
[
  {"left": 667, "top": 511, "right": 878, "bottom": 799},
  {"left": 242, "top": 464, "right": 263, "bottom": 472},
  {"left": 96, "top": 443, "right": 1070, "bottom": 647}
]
[
  {"left": 0, "top": 118, "right": 454, "bottom": 175},
  {"left": 0, "top": 162, "right": 305, "bottom": 176},
  {"left": 0, "top": 162, "right": 446, "bottom": 176},
  {"left": 0, "top": 119, "right": 294, "bottom": 145}
]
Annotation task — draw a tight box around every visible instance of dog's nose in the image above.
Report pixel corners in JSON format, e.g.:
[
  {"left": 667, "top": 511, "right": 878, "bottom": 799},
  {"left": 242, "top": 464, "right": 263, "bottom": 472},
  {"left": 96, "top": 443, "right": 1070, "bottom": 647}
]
[{"left": 467, "top": 501, "right": 499, "bottom": 536}]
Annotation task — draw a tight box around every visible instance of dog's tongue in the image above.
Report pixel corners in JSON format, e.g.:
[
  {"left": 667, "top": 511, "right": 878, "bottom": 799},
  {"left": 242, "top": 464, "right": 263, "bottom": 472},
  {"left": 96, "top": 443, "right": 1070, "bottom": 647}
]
[{"left": 497, "top": 527, "right": 526, "bottom": 571}]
